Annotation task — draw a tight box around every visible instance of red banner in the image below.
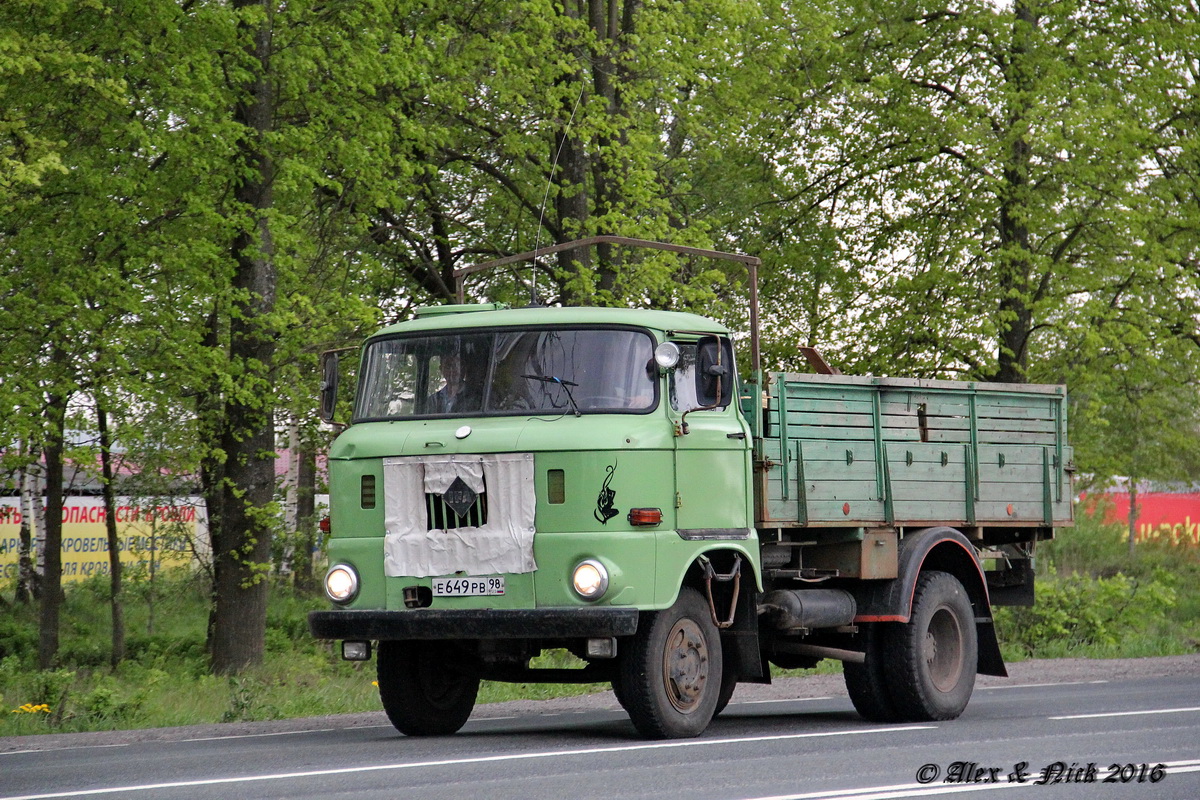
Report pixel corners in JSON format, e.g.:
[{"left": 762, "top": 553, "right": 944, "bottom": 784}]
[{"left": 1084, "top": 492, "right": 1200, "bottom": 546}]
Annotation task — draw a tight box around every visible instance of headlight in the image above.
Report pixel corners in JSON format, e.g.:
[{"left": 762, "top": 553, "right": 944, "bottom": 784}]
[
  {"left": 571, "top": 559, "right": 609, "bottom": 601},
  {"left": 654, "top": 341, "right": 681, "bottom": 369},
  {"left": 324, "top": 563, "right": 360, "bottom": 604}
]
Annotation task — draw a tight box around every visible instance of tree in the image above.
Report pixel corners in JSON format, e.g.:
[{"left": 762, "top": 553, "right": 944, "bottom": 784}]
[
  {"left": 724, "top": 0, "right": 1200, "bottom": 388},
  {"left": 186, "top": 0, "right": 423, "bottom": 672},
  {"left": 358, "top": 0, "right": 763, "bottom": 314},
  {"left": 0, "top": 0, "right": 185, "bottom": 667}
]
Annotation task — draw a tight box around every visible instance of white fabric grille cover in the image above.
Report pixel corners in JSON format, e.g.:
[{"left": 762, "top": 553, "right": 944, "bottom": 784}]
[{"left": 382, "top": 453, "right": 537, "bottom": 577}]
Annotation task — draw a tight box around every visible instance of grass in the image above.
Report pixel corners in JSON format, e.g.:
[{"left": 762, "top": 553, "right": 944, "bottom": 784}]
[
  {"left": 0, "top": 572, "right": 380, "bottom": 735},
  {"left": 3, "top": 513, "right": 1196, "bottom": 737}
]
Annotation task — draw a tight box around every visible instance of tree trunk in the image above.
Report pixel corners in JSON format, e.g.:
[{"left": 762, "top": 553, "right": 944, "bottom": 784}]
[
  {"left": 208, "top": 0, "right": 278, "bottom": 676},
  {"left": 586, "top": 0, "right": 637, "bottom": 298},
  {"left": 552, "top": 0, "right": 594, "bottom": 304},
  {"left": 15, "top": 451, "right": 39, "bottom": 604},
  {"left": 33, "top": 459, "right": 48, "bottom": 581},
  {"left": 1127, "top": 479, "right": 1138, "bottom": 558},
  {"left": 97, "top": 404, "right": 125, "bottom": 668},
  {"left": 37, "top": 392, "right": 68, "bottom": 670},
  {"left": 292, "top": 442, "right": 318, "bottom": 594},
  {"left": 994, "top": 0, "right": 1037, "bottom": 384},
  {"left": 199, "top": 306, "right": 226, "bottom": 651},
  {"left": 280, "top": 417, "right": 300, "bottom": 577},
  {"left": 553, "top": 127, "right": 592, "bottom": 301}
]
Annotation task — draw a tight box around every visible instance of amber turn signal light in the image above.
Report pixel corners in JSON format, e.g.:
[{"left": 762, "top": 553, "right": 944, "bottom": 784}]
[{"left": 627, "top": 507, "right": 663, "bottom": 526}]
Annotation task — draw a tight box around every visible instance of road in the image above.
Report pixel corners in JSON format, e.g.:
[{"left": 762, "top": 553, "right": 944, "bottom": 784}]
[{"left": 2, "top": 671, "right": 1198, "bottom": 800}]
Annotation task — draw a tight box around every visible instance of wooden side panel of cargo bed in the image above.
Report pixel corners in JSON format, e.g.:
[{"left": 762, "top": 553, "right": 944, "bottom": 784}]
[{"left": 755, "top": 374, "right": 1073, "bottom": 529}]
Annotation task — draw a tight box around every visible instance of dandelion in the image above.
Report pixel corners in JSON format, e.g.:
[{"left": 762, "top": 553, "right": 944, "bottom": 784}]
[
  {"left": 11, "top": 703, "right": 51, "bottom": 714},
  {"left": 371, "top": 681, "right": 379, "bottom": 687}
]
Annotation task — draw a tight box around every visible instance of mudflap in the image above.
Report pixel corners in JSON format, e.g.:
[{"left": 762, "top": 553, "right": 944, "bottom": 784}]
[{"left": 723, "top": 583, "right": 769, "bottom": 683}]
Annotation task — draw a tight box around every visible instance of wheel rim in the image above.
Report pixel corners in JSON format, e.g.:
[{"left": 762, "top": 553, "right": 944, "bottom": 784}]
[
  {"left": 417, "top": 648, "right": 471, "bottom": 709},
  {"left": 661, "top": 617, "right": 710, "bottom": 713},
  {"left": 924, "top": 605, "right": 965, "bottom": 693}
]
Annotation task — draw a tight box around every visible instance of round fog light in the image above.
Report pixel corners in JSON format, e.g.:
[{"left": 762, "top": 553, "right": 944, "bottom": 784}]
[
  {"left": 572, "top": 559, "right": 609, "bottom": 600},
  {"left": 324, "top": 564, "right": 359, "bottom": 604}
]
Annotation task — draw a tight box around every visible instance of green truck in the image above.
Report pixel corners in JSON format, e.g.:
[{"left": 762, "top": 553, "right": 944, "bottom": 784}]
[{"left": 309, "top": 237, "right": 1073, "bottom": 739}]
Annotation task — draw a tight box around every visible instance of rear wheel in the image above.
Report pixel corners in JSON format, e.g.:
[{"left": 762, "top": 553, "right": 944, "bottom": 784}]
[
  {"left": 618, "top": 587, "right": 723, "bottom": 738},
  {"left": 843, "top": 621, "right": 899, "bottom": 722},
  {"left": 883, "top": 571, "right": 977, "bottom": 721},
  {"left": 377, "top": 640, "right": 479, "bottom": 736}
]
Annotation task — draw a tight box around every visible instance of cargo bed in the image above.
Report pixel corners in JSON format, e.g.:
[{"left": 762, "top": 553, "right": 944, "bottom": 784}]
[{"left": 748, "top": 373, "right": 1073, "bottom": 531}]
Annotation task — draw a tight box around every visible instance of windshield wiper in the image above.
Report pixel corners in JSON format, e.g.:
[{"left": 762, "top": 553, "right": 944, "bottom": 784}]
[{"left": 522, "top": 374, "right": 582, "bottom": 417}]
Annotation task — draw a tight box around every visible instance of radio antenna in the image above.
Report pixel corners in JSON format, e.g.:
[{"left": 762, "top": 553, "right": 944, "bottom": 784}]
[{"left": 532, "top": 81, "right": 585, "bottom": 305}]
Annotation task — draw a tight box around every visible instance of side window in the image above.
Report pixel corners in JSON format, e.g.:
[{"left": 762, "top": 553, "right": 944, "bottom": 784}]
[
  {"left": 357, "top": 346, "right": 418, "bottom": 418},
  {"left": 670, "top": 337, "right": 734, "bottom": 412}
]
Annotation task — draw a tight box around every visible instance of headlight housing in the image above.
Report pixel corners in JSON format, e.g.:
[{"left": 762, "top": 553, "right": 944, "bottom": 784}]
[
  {"left": 571, "top": 559, "right": 609, "bottom": 601},
  {"left": 324, "top": 563, "right": 360, "bottom": 605}
]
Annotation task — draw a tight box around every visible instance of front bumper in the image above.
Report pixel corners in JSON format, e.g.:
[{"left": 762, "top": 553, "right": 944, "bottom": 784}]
[{"left": 309, "top": 607, "right": 640, "bottom": 641}]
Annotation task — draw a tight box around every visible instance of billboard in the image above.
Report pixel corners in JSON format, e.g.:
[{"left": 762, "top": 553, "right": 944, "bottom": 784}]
[
  {"left": 0, "top": 496, "right": 205, "bottom": 582},
  {"left": 1084, "top": 491, "right": 1200, "bottom": 547}
]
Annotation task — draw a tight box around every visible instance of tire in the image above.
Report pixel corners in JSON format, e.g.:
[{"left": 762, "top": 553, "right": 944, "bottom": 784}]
[
  {"left": 843, "top": 621, "right": 900, "bottom": 722},
  {"left": 611, "top": 678, "right": 629, "bottom": 711},
  {"left": 712, "top": 645, "right": 738, "bottom": 717},
  {"left": 376, "top": 640, "right": 479, "bottom": 736},
  {"left": 883, "top": 571, "right": 977, "bottom": 721},
  {"left": 618, "top": 587, "right": 723, "bottom": 738}
]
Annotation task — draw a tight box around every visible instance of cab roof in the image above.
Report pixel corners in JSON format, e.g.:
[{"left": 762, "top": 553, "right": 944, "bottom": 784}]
[{"left": 371, "top": 305, "right": 732, "bottom": 339}]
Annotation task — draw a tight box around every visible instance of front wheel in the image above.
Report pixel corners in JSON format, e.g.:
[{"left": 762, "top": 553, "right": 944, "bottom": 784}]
[
  {"left": 377, "top": 640, "right": 480, "bottom": 736},
  {"left": 618, "top": 587, "right": 723, "bottom": 738},
  {"left": 883, "top": 571, "right": 978, "bottom": 721},
  {"left": 712, "top": 644, "right": 738, "bottom": 717}
]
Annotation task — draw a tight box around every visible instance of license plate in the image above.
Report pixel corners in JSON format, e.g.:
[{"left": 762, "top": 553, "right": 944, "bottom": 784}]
[{"left": 432, "top": 576, "right": 506, "bottom": 597}]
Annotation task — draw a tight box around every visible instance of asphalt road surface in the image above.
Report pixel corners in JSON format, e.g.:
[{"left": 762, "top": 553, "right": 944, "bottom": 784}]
[{"left": 2, "top": 656, "right": 1198, "bottom": 800}]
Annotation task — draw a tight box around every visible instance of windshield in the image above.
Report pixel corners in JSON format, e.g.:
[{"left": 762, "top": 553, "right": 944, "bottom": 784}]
[{"left": 354, "top": 327, "right": 658, "bottom": 420}]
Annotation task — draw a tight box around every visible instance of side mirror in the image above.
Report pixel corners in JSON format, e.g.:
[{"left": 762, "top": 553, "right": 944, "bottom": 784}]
[
  {"left": 319, "top": 351, "right": 340, "bottom": 424},
  {"left": 696, "top": 337, "right": 734, "bottom": 408}
]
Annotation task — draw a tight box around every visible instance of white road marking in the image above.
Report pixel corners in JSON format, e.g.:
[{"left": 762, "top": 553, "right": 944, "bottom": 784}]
[
  {"left": 0, "top": 726, "right": 935, "bottom": 800},
  {"left": 980, "top": 680, "right": 1108, "bottom": 690},
  {"left": 182, "top": 728, "right": 337, "bottom": 742},
  {"left": 0, "top": 743, "right": 129, "bottom": 756},
  {"left": 1050, "top": 706, "right": 1200, "bottom": 720},
  {"left": 737, "top": 697, "right": 835, "bottom": 705}
]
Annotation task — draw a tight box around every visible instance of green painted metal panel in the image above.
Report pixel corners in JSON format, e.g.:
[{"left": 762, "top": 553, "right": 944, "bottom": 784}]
[
  {"left": 535, "top": 449, "right": 675, "bottom": 534},
  {"left": 373, "top": 305, "right": 731, "bottom": 338},
  {"left": 325, "top": 537, "right": 386, "bottom": 609},
  {"left": 532, "top": 530, "right": 658, "bottom": 608},
  {"left": 653, "top": 535, "right": 761, "bottom": 607},
  {"left": 321, "top": 306, "right": 767, "bottom": 624}
]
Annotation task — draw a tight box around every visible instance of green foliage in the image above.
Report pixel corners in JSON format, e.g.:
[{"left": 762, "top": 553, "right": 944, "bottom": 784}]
[
  {"left": 996, "top": 569, "right": 1178, "bottom": 658},
  {"left": 996, "top": 513, "right": 1200, "bottom": 659},
  {"left": 1037, "top": 510, "right": 1130, "bottom": 577},
  {"left": 0, "top": 616, "right": 37, "bottom": 662}
]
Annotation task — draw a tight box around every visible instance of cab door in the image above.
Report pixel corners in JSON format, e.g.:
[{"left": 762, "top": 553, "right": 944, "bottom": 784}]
[{"left": 670, "top": 337, "right": 753, "bottom": 535}]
